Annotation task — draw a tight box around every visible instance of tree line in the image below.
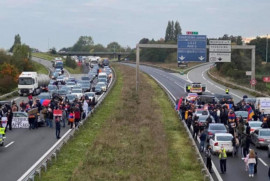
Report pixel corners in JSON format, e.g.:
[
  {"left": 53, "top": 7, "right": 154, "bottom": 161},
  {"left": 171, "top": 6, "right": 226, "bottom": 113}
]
[{"left": 0, "top": 34, "right": 33, "bottom": 93}]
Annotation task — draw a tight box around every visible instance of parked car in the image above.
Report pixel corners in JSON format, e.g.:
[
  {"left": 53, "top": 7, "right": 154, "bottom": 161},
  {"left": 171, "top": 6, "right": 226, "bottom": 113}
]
[
  {"left": 65, "top": 94, "right": 78, "bottom": 103},
  {"left": 93, "top": 84, "right": 103, "bottom": 95},
  {"left": 235, "top": 111, "right": 248, "bottom": 122},
  {"left": 251, "top": 128, "right": 270, "bottom": 148},
  {"left": 84, "top": 92, "right": 98, "bottom": 104},
  {"left": 198, "top": 115, "right": 215, "bottom": 130},
  {"left": 209, "top": 133, "right": 233, "bottom": 154},
  {"left": 245, "top": 121, "right": 262, "bottom": 134},
  {"left": 37, "top": 92, "right": 51, "bottom": 100},
  {"left": 71, "top": 89, "right": 83, "bottom": 99},
  {"left": 66, "top": 82, "right": 76, "bottom": 89},
  {"left": 207, "top": 123, "right": 227, "bottom": 141}
]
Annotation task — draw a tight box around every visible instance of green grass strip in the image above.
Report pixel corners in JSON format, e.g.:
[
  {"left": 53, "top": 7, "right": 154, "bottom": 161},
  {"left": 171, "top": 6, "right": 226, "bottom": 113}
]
[
  {"left": 38, "top": 68, "right": 122, "bottom": 181},
  {"left": 148, "top": 77, "right": 204, "bottom": 181}
]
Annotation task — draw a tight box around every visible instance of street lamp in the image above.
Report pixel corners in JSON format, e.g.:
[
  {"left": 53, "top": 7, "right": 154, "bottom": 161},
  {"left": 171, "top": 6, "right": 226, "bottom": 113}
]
[{"left": 266, "top": 34, "right": 268, "bottom": 63}]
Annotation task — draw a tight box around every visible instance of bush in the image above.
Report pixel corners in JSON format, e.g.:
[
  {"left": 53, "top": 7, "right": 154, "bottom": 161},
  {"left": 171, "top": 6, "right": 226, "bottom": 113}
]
[{"left": 65, "top": 56, "right": 77, "bottom": 69}]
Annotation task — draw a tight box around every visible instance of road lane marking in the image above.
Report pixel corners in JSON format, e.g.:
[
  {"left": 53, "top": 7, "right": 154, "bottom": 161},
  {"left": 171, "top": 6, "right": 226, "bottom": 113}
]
[
  {"left": 5, "top": 141, "right": 14, "bottom": 148},
  {"left": 259, "top": 158, "right": 268, "bottom": 167},
  {"left": 13, "top": 97, "right": 20, "bottom": 101}
]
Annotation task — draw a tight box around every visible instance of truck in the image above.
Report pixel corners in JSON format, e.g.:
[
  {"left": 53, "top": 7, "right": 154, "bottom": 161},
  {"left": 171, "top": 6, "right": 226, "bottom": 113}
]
[
  {"left": 18, "top": 72, "right": 50, "bottom": 96},
  {"left": 185, "top": 82, "right": 206, "bottom": 95}
]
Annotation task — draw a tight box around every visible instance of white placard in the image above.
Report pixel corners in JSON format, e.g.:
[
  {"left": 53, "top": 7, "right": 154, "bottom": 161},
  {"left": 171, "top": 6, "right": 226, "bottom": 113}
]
[
  {"left": 209, "top": 40, "right": 231, "bottom": 45},
  {"left": 1, "top": 117, "right": 7, "bottom": 128},
  {"left": 12, "top": 117, "right": 30, "bottom": 128},
  {"left": 209, "top": 53, "right": 231, "bottom": 62},
  {"left": 246, "top": 71, "right": 252, "bottom": 76},
  {"left": 209, "top": 45, "right": 231, "bottom": 52}
]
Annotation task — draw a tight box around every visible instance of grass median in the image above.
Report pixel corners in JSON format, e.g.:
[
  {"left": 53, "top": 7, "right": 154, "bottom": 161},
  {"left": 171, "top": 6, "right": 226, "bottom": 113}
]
[{"left": 39, "top": 64, "right": 203, "bottom": 181}]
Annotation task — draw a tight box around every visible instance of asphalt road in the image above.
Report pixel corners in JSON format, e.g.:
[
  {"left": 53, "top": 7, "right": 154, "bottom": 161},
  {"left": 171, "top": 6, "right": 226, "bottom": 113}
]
[
  {"left": 124, "top": 62, "right": 269, "bottom": 181},
  {"left": 0, "top": 58, "right": 89, "bottom": 181}
]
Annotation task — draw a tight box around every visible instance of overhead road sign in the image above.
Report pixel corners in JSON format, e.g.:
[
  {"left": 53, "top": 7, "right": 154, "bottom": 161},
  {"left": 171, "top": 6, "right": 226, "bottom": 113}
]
[
  {"left": 209, "top": 45, "right": 231, "bottom": 52},
  {"left": 209, "top": 40, "right": 231, "bottom": 45},
  {"left": 209, "top": 53, "right": 231, "bottom": 62},
  {"left": 177, "top": 35, "right": 207, "bottom": 62}
]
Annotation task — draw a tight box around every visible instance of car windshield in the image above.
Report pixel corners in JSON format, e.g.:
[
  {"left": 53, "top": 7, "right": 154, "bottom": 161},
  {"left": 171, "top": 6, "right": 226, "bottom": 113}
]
[
  {"left": 48, "top": 85, "right": 57, "bottom": 91},
  {"left": 260, "top": 131, "right": 270, "bottom": 136},
  {"left": 67, "top": 82, "right": 75, "bottom": 85},
  {"left": 216, "top": 136, "right": 232, "bottom": 141},
  {"left": 249, "top": 122, "right": 262, "bottom": 128},
  {"left": 38, "top": 94, "right": 50, "bottom": 99},
  {"left": 86, "top": 93, "right": 95, "bottom": 97},
  {"left": 19, "top": 78, "right": 34, "bottom": 85},
  {"left": 209, "top": 125, "right": 226, "bottom": 130},
  {"left": 72, "top": 89, "right": 82, "bottom": 93},
  {"left": 81, "top": 77, "right": 90, "bottom": 80},
  {"left": 67, "top": 95, "right": 76, "bottom": 99},
  {"left": 57, "top": 90, "right": 67, "bottom": 94}
]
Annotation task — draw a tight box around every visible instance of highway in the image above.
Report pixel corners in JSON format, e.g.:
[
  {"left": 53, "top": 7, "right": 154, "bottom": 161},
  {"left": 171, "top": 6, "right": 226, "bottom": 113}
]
[
  {"left": 124, "top": 63, "right": 269, "bottom": 181},
  {"left": 0, "top": 58, "right": 90, "bottom": 181}
]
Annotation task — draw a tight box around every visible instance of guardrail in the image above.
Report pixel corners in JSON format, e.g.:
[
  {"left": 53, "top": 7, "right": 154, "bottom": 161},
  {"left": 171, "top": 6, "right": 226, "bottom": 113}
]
[
  {"left": 17, "top": 68, "right": 116, "bottom": 181},
  {"left": 207, "top": 65, "right": 269, "bottom": 97},
  {"left": 149, "top": 76, "right": 214, "bottom": 181}
]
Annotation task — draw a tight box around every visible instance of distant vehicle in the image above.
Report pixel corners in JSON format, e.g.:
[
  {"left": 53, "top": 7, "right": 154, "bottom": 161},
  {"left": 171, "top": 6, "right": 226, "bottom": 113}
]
[
  {"left": 18, "top": 72, "right": 50, "bottom": 96},
  {"left": 51, "top": 72, "right": 59, "bottom": 80},
  {"left": 71, "top": 89, "right": 83, "bottom": 99},
  {"left": 245, "top": 121, "right": 262, "bottom": 134},
  {"left": 65, "top": 94, "right": 78, "bottom": 103},
  {"left": 207, "top": 123, "right": 227, "bottom": 141},
  {"left": 48, "top": 85, "right": 58, "bottom": 96},
  {"left": 98, "top": 78, "right": 108, "bottom": 85},
  {"left": 54, "top": 60, "right": 63, "bottom": 69},
  {"left": 102, "top": 58, "right": 109, "bottom": 66},
  {"left": 214, "top": 94, "right": 234, "bottom": 104},
  {"left": 60, "top": 86, "right": 72, "bottom": 94},
  {"left": 67, "top": 77, "right": 77, "bottom": 83},
  {"left": 185, "top": 83, "right": 206, "bottom": 94},
  {"left": 198, "top": 115, "right": 215, "bottom": 130},
  {"left": 66, "top": 82, "right": 76, "bottom": 89},
  {"left": 84, "top": 92, "right": 98, "bottom": 104},
  {"left": 77, "top": 81, "right": 91, "bottom": 92},
  {"left": 98, "top": 72, "right": 108, "bottom": 80},
  {"left": 37, "top": 92, "right": 51, "bottom": 100},
  {"left": 251, "top": 128, "right": 270, "bottom": 148},
  {"left": 209, "top": 133, "right": 233, "bottom": 154},
  {"left": 93, "top": 84, "right": 103, "bottom": 95},
  {"left": 81, "top": 76, "right": 90, "bottom": 81},
  {"left": 255, "top": 97, "right": 270, "bottom": 115},
  {"left": 55, "top": 68, "right": 63, "bottom": 75},
  {"left": 96, "top": 82, "right": 107, "bottom": 92},
  {"left": 196, "top": 95, "right": 217, "bottom": 105},
  {"left": 235, "top": 111, "right": 248, "bottom": 122}
]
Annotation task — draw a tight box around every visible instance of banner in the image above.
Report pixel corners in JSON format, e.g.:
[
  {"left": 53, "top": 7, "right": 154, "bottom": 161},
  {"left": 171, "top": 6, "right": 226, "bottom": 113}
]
[
  {"left": 12, "top": 117, "right": 30, "bottom": 128},
  {"left": 53, "top": 109, "right": 62, "bottom": 116}
]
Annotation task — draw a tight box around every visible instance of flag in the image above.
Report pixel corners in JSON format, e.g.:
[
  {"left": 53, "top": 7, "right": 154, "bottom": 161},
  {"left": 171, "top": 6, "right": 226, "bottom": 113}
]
[
  {"left": 246, "top": 104, "right": 254, "bottom": 121},
  {"left": 225, "top": 104, "right": 233, "bottom": 109},
  {"left": 175, "top": 97, "right": 183, "bottom": 111}
]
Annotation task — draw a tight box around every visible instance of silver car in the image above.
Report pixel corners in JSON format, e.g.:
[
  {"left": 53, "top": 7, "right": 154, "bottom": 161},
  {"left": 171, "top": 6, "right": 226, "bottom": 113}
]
[{"left": 251, "top": 128, "right": 270, "bottom": 148}]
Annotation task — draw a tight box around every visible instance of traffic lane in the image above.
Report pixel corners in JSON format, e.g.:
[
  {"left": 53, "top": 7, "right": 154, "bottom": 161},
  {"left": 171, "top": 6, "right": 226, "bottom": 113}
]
[
  {"left": 210, "top": 151, "right": 268, "bottom": 180},
  {"left": 124, "top": 63, "right": 188, "bottom": 99},
  {"left": 0, "top": 126, "right": 70, "bottom": 181},
  {"left": 187, "top": 64, "right": 254, "bottom": 103}
]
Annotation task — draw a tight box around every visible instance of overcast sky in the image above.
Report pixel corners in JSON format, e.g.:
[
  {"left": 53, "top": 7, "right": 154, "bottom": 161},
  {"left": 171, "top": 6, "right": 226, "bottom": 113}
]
[{"left": 0, "top": 0, "right": 269, "bottom": 51}]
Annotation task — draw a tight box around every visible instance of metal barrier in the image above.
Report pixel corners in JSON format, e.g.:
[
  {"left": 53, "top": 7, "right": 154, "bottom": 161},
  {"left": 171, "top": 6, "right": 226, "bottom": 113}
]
[
  {"left": 150, "top": 75, "right": 214, "bottom": 181},
  {"left": 17, "top": 67, "right": 116, "bottom": 181}
]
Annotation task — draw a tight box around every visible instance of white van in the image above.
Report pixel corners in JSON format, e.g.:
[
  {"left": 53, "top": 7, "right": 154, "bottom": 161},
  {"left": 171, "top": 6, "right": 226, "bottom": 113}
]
[
  {"left": 255, "top": 97, "right": 270, "bottom": 114},
  {"left": 98, "top": 72, "right": 108, "bottom": 80}
]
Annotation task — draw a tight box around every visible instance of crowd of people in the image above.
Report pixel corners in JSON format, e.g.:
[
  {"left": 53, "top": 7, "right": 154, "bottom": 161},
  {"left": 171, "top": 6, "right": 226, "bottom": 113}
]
[
  {"left": 176, "top": 94, "right": 270, "bottom": 178},
  {"left": 0, "top": 92, "right": 96, "bottom": 140}
]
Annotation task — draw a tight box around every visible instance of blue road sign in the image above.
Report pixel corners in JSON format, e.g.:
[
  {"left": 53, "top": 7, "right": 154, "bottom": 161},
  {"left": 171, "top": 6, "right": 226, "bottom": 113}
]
[{"left": 177, "top": 35, "right": 207, "bottom": 62}]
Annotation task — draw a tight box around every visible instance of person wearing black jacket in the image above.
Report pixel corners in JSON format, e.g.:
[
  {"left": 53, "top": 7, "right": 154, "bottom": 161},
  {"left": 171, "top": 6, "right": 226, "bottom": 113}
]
[
  {"left": 5, "top": 110, "right": 13, "bottom": 131},
  {"left": 205, "top": 145, "right": 213, "bottom": 173}
]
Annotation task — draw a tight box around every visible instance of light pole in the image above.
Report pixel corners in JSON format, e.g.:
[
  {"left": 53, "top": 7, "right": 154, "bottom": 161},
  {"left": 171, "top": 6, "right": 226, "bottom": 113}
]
[{"left": 266, "top": 34, "right": 268, "bottom": 63}]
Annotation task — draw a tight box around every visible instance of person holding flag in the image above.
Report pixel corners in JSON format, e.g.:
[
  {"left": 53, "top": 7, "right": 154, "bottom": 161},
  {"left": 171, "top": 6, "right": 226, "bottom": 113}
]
[{"left": 246, "top": 103, "right": 254, "bottom": 121}]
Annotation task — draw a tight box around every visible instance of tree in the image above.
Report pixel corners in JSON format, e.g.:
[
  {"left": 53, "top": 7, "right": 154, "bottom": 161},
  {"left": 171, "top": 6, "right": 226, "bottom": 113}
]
[
  {"left": 49, "top": 47, "right": 57, "bottom": 54},
  {"left": 9, "top": 34, "right": 21, "bottom": 52},
  {"left": 174, "top": 21, "right": 182, "bottom": 41},
  {"left": 90, "top": 44, "right": 107, "bottom": 52},
  {"left": 165, "top": 21, "right": 172, "bottom": 42},
  {"left": 65, "top": 56, "right": 77, "bottom": 69},
  {"left": 71, "top": 36, "right": 94, "bottom": 52},
  {"left": 139, "top": 38, "right": 149, "bottom": 44},
  {"left": 13, "top": 44, "right": 32, "bottom": 71},
  {"left": 170, "top": 21, "right": 174, "bottom": 41},
  {"left": 107, "top": 42, "right": 121, "bottom": 52}
]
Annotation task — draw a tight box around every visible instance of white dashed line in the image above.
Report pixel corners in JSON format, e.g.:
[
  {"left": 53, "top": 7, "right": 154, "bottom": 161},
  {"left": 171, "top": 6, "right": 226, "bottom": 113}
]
[
  {"left": 259, "top": 158, "right": 268, "bottom": 167},
  {"left": 5, "top": 141, "right": 14, "bottom": 148}
]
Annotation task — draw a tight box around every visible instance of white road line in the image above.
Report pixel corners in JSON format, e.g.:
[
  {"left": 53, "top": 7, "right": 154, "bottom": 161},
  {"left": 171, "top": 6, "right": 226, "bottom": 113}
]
[
  {"left": 13, "top": 97, "right": 20, "bottom": 101},
  {"left": 5, "top": 141, "right": 14, "bottom": 148},
  {"left": 259, "top": 158, "right": 268, "bottom": 167}
]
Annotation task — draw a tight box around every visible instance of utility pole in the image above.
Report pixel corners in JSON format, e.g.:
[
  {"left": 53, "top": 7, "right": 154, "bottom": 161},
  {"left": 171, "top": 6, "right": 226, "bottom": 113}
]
[{"left": 266, "top": 34, "right": 268, "bottom": 63}]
